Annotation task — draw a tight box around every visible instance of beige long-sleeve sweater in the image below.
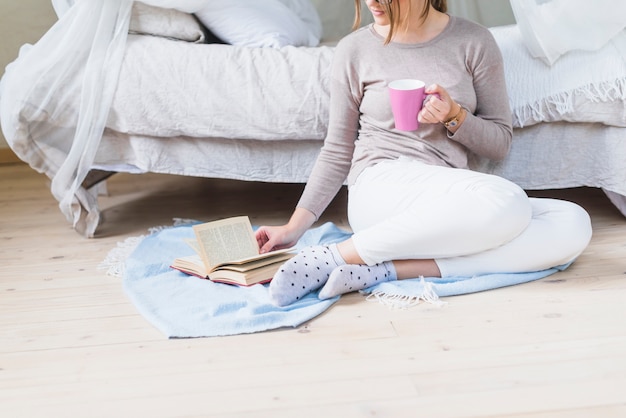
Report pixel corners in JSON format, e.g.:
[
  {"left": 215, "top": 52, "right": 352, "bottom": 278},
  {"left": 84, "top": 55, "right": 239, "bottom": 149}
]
[{"left": 298, "top": 16, "right": 513, "bottom": 219}]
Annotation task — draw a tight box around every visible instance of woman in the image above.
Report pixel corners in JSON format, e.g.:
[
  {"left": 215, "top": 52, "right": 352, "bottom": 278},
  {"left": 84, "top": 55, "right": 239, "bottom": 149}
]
[{"left": 255, "top": 0, "right": 592, "bottom": 306}]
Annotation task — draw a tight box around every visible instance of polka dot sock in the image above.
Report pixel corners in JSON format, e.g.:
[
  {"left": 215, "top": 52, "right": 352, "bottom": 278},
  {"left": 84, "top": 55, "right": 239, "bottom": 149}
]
[
  {"left": 268, "top": 244, "right": 346, "bottom": 306},
  {"left": 318, "top": 261, "right": 397, "bottom": 300}
]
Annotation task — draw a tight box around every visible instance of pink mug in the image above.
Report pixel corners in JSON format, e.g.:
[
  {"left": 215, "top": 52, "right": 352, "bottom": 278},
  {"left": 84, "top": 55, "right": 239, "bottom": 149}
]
[{"left": 388, "top": 79, "right": 438, "bottom": 131}]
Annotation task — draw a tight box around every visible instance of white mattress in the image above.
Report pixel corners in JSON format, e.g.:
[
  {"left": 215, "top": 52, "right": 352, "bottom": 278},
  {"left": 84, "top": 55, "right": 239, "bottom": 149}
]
[
  {"left": 94, "top": 130, "right": 323, "bottom": 184},
  {"left": 478, "top": 122, "right": 626, "bottom": 197},
  {"left": 93, "top": 122, "right": 626, "bottom": 200}
]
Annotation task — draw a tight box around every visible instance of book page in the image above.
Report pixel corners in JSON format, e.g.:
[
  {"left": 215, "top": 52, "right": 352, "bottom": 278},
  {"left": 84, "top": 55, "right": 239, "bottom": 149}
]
[
  {"left": 171, "top": 254, "right": 207, "bottom": 278},
  {"left": 192, "top": 216, "right": 259, "bottom": 270},
  {"left": 214, "top": 252, "right": 293, "bottom": 272},
  {"left": 184, "top": 238, "right": 201, "bottom": 255}
]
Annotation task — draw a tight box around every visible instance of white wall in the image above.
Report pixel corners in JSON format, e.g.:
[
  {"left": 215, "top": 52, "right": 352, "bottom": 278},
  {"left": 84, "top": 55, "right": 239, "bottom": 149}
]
[
  {"left": 448, "top": 0, "right": 516, "bottom": 27},
  {"left": 312, "top": 0, "right": 515, "bottom": 40},
  {"left": 0, "top": 0, "right": 58, "bottom": 150}
]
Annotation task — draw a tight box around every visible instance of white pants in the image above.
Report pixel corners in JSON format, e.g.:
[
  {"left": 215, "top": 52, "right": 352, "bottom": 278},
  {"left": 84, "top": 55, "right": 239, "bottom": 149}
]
[{"left": 348, "top": 159, "right": 592, "bottom": 277}]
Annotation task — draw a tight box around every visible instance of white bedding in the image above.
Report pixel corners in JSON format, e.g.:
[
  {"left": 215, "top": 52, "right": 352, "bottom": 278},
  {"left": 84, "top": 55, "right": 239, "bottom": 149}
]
[
  {"left": 109, "top": 35, "right": 334, "bottom": 140},
  {"left": 108, "top": 25, "right": 626, "bottom": 141},
  {"left": 10, "top": 24, "right": 624, "bottom": 144},
  {"left": 492, "top": 25, "right": 626, "bottom": 128}
]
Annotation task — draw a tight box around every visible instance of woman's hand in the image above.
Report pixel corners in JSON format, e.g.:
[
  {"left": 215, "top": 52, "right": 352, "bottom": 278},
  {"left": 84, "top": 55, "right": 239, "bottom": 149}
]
[
  {"left": 255, "top": 225, "right": 301, "bottom": 253},
  {"left": 418, "top": 84, "right": 459, "bottom": 126},
  {"left": 255, "top": 207, "right": 317, "bottom": 253}
]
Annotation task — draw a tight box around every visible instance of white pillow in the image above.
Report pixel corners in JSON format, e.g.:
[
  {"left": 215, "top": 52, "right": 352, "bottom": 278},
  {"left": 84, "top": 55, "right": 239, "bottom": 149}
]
[
  {"left": 129, "top": 2, "right": 206, "bottom": 43},
  {"left": 194, "top": 0, "right": 322, "bottom": 48},
  {"left": 510, "top": 0, "right": 626, "bottom": 65}
]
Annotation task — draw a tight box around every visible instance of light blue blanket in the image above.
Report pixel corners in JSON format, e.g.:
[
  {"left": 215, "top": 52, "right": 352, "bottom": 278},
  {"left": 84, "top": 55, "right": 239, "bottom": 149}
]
[{"left": 123, "top": 222, "right": 565, "bottom": 338}]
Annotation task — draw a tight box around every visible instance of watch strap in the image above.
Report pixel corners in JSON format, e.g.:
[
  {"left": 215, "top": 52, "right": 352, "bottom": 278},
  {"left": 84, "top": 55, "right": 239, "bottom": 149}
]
[{"left": 443, "top": 103, "right": 463, "bottom": 129}]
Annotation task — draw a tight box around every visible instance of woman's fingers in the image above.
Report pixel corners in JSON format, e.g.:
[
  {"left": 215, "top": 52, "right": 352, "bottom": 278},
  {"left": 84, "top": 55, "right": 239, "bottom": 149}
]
[{"left": 419, "top": 84, "right": 453, "bottom": 124}]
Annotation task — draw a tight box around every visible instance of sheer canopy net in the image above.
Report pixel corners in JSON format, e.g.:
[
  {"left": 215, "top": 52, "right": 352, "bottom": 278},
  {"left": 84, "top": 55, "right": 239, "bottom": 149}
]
[{"left": 0, "top": 0, "right": 209, "bottom": 237}]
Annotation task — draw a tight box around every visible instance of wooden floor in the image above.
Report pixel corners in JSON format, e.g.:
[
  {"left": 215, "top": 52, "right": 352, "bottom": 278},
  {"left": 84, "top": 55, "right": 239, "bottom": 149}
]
[{"left": 1, "top": 163, "right": 626, "bottom": 418}]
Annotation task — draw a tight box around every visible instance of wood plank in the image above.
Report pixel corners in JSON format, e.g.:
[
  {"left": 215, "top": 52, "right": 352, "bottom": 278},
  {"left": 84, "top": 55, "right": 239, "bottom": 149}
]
[
  {"left": 0, "top": 148, "right": 23, "bottom": 164},
  {"left": 1, "top": 164, "right": 626, "bottom": 418}
]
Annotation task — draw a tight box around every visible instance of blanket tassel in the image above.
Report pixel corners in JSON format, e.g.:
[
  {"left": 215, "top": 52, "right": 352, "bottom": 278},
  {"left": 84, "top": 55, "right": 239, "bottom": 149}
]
[
  {"left": 98, "top": 218, "right": 196, "bottom": 277},
  {"left": 365, "top": 277, "right": 447, "bottom": 309}
]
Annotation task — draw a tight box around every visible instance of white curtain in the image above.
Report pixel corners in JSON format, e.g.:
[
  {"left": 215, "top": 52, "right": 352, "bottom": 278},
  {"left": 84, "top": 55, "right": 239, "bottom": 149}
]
[{"left": 0, "top": 0, "right": 211, "bottom": 236}]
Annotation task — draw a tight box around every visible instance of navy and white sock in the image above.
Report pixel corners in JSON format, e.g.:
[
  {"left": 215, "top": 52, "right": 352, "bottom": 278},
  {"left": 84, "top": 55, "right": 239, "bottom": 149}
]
[
  {"left": 269, "top": 244, "right": 345, "bottom": 306},
  {"left": 318, "top": 261, "right": 397, "bottom": 300}
]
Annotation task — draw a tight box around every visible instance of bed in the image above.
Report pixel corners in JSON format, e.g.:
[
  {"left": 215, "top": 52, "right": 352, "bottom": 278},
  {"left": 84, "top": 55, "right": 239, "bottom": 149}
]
[{"left": 2, "top": 0, "right": 626, "bottom": 237}]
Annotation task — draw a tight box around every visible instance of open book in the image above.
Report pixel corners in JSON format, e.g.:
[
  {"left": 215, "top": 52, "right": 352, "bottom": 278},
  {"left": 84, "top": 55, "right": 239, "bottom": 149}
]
[{"left": 171, "top": 216, "right": 293, "bottom": 286}]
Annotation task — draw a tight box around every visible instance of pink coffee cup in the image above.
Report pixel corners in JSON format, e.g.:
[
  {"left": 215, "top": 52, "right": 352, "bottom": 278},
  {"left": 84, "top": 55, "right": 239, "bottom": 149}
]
[{"left": 388, "top": 79, "right": 437, "bottom": 131}]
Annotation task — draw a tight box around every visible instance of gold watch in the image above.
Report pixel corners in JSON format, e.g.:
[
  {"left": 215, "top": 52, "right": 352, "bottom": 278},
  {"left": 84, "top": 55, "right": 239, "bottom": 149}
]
[{"left": 443, "top": 103, "right": 463, "bottom": 129}]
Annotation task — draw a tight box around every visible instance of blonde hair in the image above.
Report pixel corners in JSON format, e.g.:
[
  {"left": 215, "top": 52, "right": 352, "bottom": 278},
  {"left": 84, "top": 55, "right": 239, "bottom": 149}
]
[{"left": 353, "top": 0, "right": 448, "bottom": 44}]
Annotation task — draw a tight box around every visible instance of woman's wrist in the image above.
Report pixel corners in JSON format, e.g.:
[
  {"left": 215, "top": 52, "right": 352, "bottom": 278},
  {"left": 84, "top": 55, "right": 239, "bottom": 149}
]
[
  {"left": 442, "top": 102, "right": 465, "bottom": 132},
  {"left": 288, "top": 207, "right": 316, "bottom": 236},
  {"left": 442, "top": 102, "right": 461, "bottom": 124}
]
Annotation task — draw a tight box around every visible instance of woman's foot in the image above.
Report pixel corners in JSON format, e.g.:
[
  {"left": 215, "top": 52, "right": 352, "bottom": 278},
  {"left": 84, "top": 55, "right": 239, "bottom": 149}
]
[
  {"left": 269, "top": 244, "right": 345, "bottom": 306},
  {"left": 318, "top": 262, "right": 397, "bottom": 300}
]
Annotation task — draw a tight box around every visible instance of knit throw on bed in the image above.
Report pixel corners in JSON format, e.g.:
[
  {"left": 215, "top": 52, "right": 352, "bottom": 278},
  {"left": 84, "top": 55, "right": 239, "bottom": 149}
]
[
  {"left": 492, "top": 25, "right": 626, "bottom": 128},
  {"left": 102, "top": 221, "right": 566, "bottom": 338}
]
